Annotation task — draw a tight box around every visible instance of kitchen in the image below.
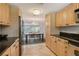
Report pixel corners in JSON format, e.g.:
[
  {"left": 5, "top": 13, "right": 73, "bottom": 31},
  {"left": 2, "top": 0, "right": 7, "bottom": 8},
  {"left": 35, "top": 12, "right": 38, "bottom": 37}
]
[{"left": 0, "top": 3, "right": 79, "bottom": 56}]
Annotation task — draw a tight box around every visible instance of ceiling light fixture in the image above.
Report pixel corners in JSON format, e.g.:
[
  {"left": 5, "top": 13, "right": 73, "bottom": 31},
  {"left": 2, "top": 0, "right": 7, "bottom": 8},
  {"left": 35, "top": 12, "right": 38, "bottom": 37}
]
[{"left": 32, "top": 9, "right": 41, "bottom": 15}]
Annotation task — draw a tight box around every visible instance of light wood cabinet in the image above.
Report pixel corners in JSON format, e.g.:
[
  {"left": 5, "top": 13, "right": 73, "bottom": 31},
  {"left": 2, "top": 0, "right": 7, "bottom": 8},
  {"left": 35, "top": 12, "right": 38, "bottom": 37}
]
[
  {"left": 46, "top": 35, "right": 79, "bottom": 56},
  {"left": 67, "top": 44, "right": 75, "bottom": 56},
  {"left": 15, "top": 39, "right": 19, "bottom": 56},
  {"left": 45, "top": 13, "right": 52, "bottom": 48},
  {"left": 1, "top": 48, "right": 10, "bottom": 56},
  {"left": 10, "top": 39, "right": 19, "bottom": 56},
  {"left": 56, "top": 12, "right": 63, "bottom": 27},
  {"left": 10, "top": 41, "right": 16, "bottom": 56},
  {"left": 67, "top": 44, "right": 79, "bottom": 56},
  {"left": 56, "top": 3, "right": 79, "bottom": 27},
  {"left": 56, "top": 38, "right": 69, "bottom": 56},
  {"left": 0, "top": 3, "right": 10, "bottom": 25},
  {"left": 45, "top": 13, "right": 58, "bottom": 48},
  {"left": 46, "top": 36, "right": 71, "bottom": 56},
  {"left": 66, "top": 4, "right": 76, "bottom": 25},
  {"left": 0, "top": 3, "right": 19, "bottom": 26},
  {"left": 45, "top": 36, "right": 51, "bottom": 48},
  {"left": 50, "top": 36, "right": 57, "bottom": 53},
  {"left": 1, "top": 39, "right": 19, "bottom": 56},
  {"left": 56, "top": 10, "right": 68, "bottom": 27}
]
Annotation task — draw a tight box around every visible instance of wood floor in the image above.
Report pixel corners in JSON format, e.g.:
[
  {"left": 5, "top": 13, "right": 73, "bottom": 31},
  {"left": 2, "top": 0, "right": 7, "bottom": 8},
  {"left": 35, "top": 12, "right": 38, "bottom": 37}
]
[{"left": 22, "top": 43, "right": 55, "bottom": 56}]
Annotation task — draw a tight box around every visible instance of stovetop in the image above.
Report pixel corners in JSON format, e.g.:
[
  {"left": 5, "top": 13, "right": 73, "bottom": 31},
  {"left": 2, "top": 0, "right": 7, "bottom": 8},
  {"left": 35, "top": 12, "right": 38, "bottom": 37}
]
[{"left": 60, "top": 32, "right": 79, "bottom": 41}]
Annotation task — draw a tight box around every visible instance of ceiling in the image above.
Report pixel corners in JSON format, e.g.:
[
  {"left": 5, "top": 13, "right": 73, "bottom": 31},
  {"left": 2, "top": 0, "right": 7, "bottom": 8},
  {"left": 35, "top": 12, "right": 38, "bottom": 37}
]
[{"left": 12, "top": 3, "right": 70, "bottom": 17}]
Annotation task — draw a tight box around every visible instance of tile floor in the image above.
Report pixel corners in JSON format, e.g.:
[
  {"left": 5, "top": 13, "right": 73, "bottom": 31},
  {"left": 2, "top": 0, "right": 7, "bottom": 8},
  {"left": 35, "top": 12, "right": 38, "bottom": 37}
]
[{"left": 22, "top": 43, "right": 55, "bottom": 56}]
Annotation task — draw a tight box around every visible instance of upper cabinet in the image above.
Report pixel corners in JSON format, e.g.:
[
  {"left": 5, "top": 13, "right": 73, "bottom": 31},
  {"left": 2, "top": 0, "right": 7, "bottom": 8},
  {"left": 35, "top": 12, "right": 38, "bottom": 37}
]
[
  {"left": 0, "top": 4, "right": 11, "bottom": 26},
  {"left": 56, "top": 3, "right": 79, "bottom": 27},
  {"left": 0, "top": 3, "right": 19, "bottom": 26}
]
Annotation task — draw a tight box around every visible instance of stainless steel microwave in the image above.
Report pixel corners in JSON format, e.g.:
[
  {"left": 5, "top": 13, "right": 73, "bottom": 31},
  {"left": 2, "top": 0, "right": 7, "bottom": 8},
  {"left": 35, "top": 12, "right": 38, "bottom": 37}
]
[{"left": 75, "top": 9, "right": 79, "bottom": 23}]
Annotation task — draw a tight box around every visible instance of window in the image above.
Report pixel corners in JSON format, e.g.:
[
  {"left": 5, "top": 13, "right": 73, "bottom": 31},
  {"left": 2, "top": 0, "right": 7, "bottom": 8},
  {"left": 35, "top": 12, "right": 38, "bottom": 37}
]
[{"left": 23, "top": 22, "right": 40, "bottom": 34}]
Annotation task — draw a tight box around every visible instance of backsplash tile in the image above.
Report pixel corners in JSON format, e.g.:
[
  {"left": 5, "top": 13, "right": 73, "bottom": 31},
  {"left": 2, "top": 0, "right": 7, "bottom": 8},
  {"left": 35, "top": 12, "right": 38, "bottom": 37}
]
[{"left": 60, "top": 26, "right": 79, "bottom": 34}]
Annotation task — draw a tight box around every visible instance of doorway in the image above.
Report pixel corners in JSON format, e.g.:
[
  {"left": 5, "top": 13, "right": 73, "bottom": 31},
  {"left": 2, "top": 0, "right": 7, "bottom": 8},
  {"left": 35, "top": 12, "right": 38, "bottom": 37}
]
[{"left": 20, "top": 18, "right": 45, "bottom": 45}]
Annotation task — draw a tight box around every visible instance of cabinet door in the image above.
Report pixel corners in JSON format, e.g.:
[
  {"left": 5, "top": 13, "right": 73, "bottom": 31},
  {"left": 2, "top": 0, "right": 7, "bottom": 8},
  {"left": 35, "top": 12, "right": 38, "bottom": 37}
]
[
  {"left": 15, "top": 40, "right": 19, "bottom": 56},
  {"left": 45, "top": 36, "right": 51, "bottom": 48},
  {"left": 62, "top": 10, "right": 68, "bottom": 26},
  {"left": 2, "top": 48, "right": 10, "bottom": 56},
  {"left": 73, "top": 3, "right": 79, "bottom": 9},
  {"left": 67, "top": 4, "right": 76, "bottom": 25},
  {"left": 56, "top": 12, "right": 63, "bottom": 27},
  {"left": 56, "top": 10, "right": 68, "bottom": 27},
  {"left": 63, "top": 3, "right": 78, "bottom": 26},
  {"left": 56, "top": 4, "right": 77, "bottom": 27},
  {"left": 0, "top": 4, "right": 5, "bottom": 24},
  {"left": 51, "top": 36, "right": 57, "bottom": 53},
  {"left": 10, "top": 42, "right": 16, "bottom": 56},
  {"left": 56, "top": 38, "right": 62, "bottom": 56},
  {"left": 0, "top": 3, "right": 10, "bottom": 25},
  {"left": 63, "top": 40, "right": 69, "bottom": 56},
  {"left": 56, "top": 38, "right": 69, "bottom": 56},
  {"left": 67, "top": 44, "right": 75, "bottom": 56},
  {"left": 10, "top": 39, "right": 19, "bottom": 56}
]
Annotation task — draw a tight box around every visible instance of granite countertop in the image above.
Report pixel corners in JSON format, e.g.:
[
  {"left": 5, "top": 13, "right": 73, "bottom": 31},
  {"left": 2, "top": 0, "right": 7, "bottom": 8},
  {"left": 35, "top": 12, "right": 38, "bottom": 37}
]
[
  {"left": 51, "top": 34, "right": 79, "bottom": 47},
  {"left": 0, "top": 37, "right": 18, "bottom": 55}
]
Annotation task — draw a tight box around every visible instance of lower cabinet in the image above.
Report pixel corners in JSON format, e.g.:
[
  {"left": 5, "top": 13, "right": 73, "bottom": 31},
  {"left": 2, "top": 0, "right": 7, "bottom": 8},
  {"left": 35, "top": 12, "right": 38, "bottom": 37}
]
[
  {"left": 46, "top": 36, "right": 75, "bottom": 56},
  {"left": 10, "top": 41, "right": 17, "bottom": 56},
  {"left": 2, "top": 48, "right": 10, "bottom": 56},
  {"left": 56, "top": 38, "right": 69, "bottom": 56},
  {"left": 16, "top": 40, "right": 19, "bottom": 56},
  {"left": 51, "top": 36, "right": 57, "bottom": 53},
  {"left": 67, "top": 44, "right": 75, "bottom": 56},
  {"left": 45, "top": 36, "right": 51, "bottom": 49},
  {"left": 10, "top": 39, "right": 19, "bottom": 56},
  {"left": 67, "top": 44, "right": 79, "bottom": 56},
  {"left": 1, "top": 39, "right": 19, "bottom": 56}
]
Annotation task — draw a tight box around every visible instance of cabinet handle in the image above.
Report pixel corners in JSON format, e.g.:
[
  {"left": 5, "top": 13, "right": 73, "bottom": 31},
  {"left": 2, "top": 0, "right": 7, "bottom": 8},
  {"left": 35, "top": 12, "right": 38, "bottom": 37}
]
[
  {"left": 65, "top": 51, "right": 67, "bottom": 54},
  {"left": 13, "top": 45, "right": 16, "bottom": 47},
  {"left": 5, "top": 54, "right": 9, "bottom": 56},
  {"left": 16, "top": 46, "right": 17, "bottom": 48},
  {"left": 65, "top": 41, "right": 68, "bottom": 44},
  {"left": 66, "top": 24, "right": 69, "bottom": 25},
  {"left": 0, "top": 21, "right": 2, "bottom": 23},
  {"left": 58, "top": 39, "right": 60, "bottom": 41},
  {"left": 65, "top": 46, "right": 67, "bottom": 48},
  {"left": 55, "top": 41, "right": 57, "bottom": 43}
]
